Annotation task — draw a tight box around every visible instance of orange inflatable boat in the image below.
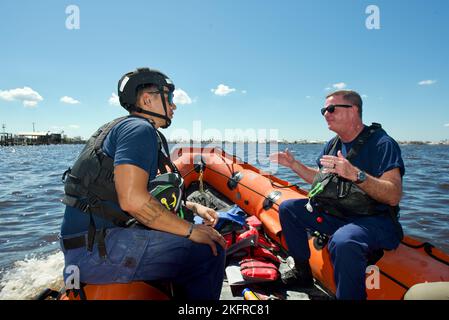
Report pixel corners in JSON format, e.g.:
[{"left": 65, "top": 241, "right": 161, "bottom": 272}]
[
  {"left": 172, "top": 147, "right": 449, "bottom": 300},
  {"left": 40, "top": 147, "right": 449, "bottom": 300}
]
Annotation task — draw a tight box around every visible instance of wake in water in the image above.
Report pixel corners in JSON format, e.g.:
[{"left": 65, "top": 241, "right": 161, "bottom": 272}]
[{"left": 0, "top": 251, "right": 64, "bottom": 300}]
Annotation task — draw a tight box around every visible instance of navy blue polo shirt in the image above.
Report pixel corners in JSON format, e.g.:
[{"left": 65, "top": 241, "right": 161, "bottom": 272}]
[{"left": 60, "top": 116, "right": 159, "bottom": 236}]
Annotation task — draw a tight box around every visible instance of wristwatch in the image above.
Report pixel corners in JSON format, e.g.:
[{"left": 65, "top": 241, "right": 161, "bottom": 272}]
[{"left": 355, "top": 170, "right": 367, "bottom": 184}]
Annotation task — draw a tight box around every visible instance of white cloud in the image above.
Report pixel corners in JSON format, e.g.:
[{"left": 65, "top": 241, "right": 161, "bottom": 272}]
[
  {"left": 332, "top": 82, "right": 347, "bottom": 90},
  {"left": 361, "top": 94, "right": 368, "bottom": 98},
  {"left": 60, "top": 96, "right": 80, "bottom": 104},
  {"left": 418, "top": 80, "right": 437, "bottom": 86},
  {"left": 69, "top": 125, "right": 80, "bottom": 129},
  {"left": 324, "top": 87, "right": 331, "bottom": 91},
  {"left": 211, "top": 84, "right": 236, "bottom": 96},
  {"left": 0, "top": 86, "right": 43, "bottom": 107},
  {"left": 173, "top": 89, "right": 192, "bottom": 105},
  {"left": 241, "top": 90, "right": 247, "bottom": 94},
  {"left": 444, "top": 123, "right": 449, "bottom": 127},
  {"left": 306, "top": 96, "right": 312, "bottom": 99},
  {"left": 108, "top": 93, "right": 120, "bottom": 106},
  {"left": 23, "top": 101, "right": 38, "bottom": 108}
]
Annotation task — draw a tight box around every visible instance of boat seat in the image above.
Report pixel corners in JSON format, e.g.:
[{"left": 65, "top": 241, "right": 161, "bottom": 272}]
[{"left": 67, "top": 281, "right": 171, "bottom": 300}]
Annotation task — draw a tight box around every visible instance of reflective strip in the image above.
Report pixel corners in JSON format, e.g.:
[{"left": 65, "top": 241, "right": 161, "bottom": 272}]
[{"left": 119, "top": 76, "right": 130, "bottom": 92}]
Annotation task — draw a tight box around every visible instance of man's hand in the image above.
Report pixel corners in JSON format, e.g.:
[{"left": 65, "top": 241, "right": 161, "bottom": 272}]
[
  {"left": 269, "top": 148, "right": 296, "bottom": 168},
  {"left": 270, "top": 148, "right": 318, "bottom": 184},
  {"left": 320, "top": 150, "right": 358, "bottom": 181},
  {"left": 192, "top": 203, "right": 219, "bottom": 227},
  {"left": 189, "top": 224, "right": 227, "bottom": 256}
]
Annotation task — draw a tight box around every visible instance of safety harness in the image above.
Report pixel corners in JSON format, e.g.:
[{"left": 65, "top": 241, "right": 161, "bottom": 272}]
[{"left": 61, "top": 115, "right": 183, "bottom": 258}]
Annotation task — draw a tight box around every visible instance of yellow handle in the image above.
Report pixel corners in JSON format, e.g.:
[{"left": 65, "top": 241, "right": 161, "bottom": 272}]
[
  {"left": 160, "top": 198, "right": 170, "bottom": 210},
  {"left": 170, "top": 193, "right": 177, "bottom": 207}
]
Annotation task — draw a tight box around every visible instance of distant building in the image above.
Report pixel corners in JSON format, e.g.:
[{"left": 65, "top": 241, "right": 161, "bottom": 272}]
[
  {"left": 0, "top": 132, "right": 14, "bottom": 146},
  {"left": 15, "top": 132, "right": 62, "bottom": 145}
]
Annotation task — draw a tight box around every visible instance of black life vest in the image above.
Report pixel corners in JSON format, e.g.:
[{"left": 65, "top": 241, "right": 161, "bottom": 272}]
[
  {"left": 309, "top": 123, "right": 401, "bottom": 222},
  {"left": 61, "top": 115, "right": 184, "bottom": 257}
]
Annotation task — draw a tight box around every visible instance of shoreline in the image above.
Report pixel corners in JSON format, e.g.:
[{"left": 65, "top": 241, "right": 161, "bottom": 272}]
[{"left": 1, "top": 141, "right": 449, "bottom": 147}]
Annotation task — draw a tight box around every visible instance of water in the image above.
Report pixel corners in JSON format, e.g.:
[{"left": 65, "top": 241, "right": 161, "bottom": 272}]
[{"left": 0, "top": 143, "right": 448, "bottom": 299}]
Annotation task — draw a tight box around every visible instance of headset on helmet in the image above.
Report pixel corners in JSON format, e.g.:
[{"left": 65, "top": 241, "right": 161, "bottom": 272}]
[{"left": 117, "top": 67, "right": 175, "bottom": 128}]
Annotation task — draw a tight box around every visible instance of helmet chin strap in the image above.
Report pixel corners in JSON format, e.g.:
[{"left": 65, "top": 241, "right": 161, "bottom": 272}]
[
  {"left": 132, "top": 89, "right": 172, "bottom": 128},
  {"left": 132, "top": 106, "right": 171, "bottom": 128},
  {"left": 158, "top": 90, "right": 171, "bottom": 129}
]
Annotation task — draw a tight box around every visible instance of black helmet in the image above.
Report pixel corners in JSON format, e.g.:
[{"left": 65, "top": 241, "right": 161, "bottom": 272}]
[
  {"left": 117, "top": 67, "right": 175, "bottom": 128},
  {"left": 118, "top": 67, "right": 175, "bottom": 110}
]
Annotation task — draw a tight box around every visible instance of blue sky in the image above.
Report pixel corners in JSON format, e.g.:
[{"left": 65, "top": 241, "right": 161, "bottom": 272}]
[{"left": 1, "top": 0, "right": 448, "bottom": 142}]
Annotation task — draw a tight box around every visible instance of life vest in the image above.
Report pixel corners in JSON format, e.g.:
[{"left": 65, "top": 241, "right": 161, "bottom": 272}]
[
  {"left": 309, "top": 123, "right": 402, "bottom": 228},
  {"left": 221, "top": 213, "right": 282, "bottom": 283},
  {"left": 61, "top": 115, "right": 184, "bottom": 257}
]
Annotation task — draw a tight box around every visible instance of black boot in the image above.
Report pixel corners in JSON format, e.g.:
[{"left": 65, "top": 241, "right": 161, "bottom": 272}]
[{"left": 280, "top": 257, "right": 314, "bottom": 288}]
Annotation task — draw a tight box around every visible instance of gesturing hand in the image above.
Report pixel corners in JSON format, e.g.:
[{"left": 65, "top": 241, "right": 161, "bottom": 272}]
[
  {"left": 320, "top": 150, "right": 358, "bottom": 182},
  {"left": 269, "top": 148, "right": 296, "bottom": 169}
]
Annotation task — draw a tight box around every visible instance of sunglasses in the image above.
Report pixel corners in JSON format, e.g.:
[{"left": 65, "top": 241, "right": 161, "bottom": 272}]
[
  {"left": 147, "top": 90, "right": 175, "bottom": 105},
  {"left": 321, "top": 104, "right": 353, "bottom": 116}
]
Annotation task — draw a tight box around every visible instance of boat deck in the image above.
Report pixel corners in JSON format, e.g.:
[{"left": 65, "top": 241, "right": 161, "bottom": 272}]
[
  {"left": 186, "top": 183, "right": 333, "bottom": 301},
  {"left": 220, "top": 278, "right": 332, "bottom": 300}
]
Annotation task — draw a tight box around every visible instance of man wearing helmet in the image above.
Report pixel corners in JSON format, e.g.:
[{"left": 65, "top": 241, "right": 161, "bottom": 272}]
[{"left": 60, "top": 68, "right": 226, "bottom": 300}]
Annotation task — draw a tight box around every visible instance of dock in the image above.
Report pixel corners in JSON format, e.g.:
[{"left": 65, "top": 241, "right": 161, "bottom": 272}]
[{"left": 0, "top": 132, "right": 63, "bottom": 146}]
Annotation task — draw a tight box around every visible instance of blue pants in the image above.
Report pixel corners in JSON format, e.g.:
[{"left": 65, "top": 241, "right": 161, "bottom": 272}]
[
  {"left": 279, "top": 199, "right": 401, "bottom": 300},
  {"left": 61, "top": 227, "right": 225, "bottom": 300}
]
